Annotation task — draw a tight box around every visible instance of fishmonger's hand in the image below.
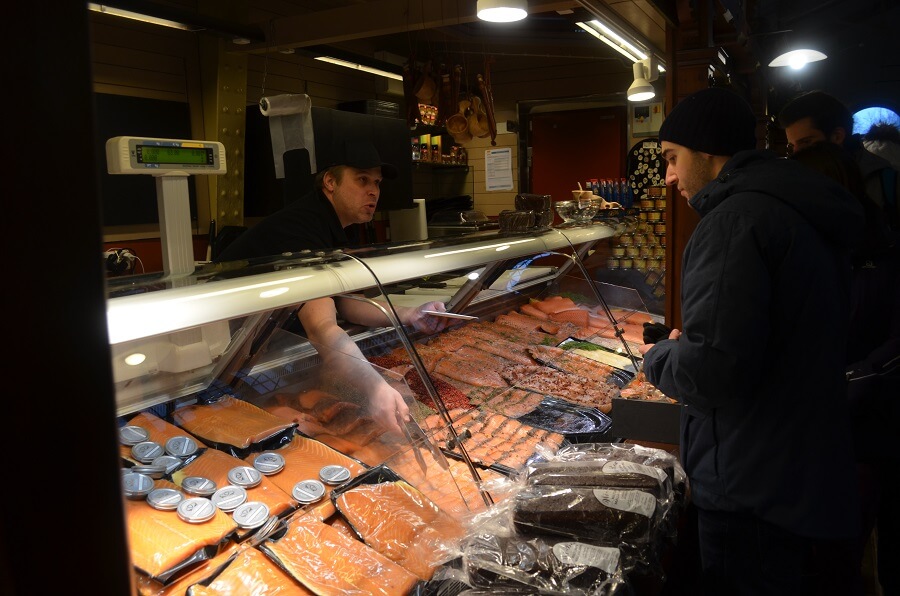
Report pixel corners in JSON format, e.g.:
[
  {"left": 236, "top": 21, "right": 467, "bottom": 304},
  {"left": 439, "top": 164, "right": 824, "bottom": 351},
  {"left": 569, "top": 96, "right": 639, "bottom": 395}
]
[
  {"left": 368, "top": 382, "right": 410, "bottom": 436},
  {"left": 402, "top": 300, "right": 454, "bottom": 334}
]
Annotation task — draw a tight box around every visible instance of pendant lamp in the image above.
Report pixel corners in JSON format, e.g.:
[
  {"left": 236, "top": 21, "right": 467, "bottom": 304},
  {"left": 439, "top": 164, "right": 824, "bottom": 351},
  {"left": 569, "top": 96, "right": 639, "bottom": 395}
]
[
  {"left": 477, "top": 0, "right": 527, "bottom": 23},
  {"left": 768, "top": 48, "right": 827, "bottom": 69}
]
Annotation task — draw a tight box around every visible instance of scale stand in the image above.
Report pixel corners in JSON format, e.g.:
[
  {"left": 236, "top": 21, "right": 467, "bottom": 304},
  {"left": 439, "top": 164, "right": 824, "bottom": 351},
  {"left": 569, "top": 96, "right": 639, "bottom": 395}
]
[{"left": 106, "top": 136, "right": 227, "bottom": 278}]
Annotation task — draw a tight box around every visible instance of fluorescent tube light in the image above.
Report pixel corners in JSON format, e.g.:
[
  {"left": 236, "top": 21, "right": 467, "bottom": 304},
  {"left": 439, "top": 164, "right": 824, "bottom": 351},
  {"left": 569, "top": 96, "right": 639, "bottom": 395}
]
[
  {"left": 314, "top": 56, "right": 403, "bottom": 81},
  {"left": 87, "top": 3, "right": 196, "bottom": 31},
  {"left": 577, "top": 20, "right": 666, "bottom": 73}
]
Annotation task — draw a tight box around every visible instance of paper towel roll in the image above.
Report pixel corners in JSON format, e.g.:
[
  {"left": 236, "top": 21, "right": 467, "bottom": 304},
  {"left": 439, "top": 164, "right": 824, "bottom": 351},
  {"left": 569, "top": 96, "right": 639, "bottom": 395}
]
[
  {"left": 388, "top": 198, "right": 428, "bottom": 241},
  {"left": 259, "top": 94, "right": 316, "bottom": 178}
]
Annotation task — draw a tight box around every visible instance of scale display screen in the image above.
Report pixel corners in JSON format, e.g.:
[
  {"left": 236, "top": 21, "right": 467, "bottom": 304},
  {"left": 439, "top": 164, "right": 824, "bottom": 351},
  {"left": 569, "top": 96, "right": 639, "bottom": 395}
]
[
  {"left": 137, "top": 145, "right": 212, "bottom": 166},
  {"left": 106, "top": 136, "right": 226, "bottom": 175}
]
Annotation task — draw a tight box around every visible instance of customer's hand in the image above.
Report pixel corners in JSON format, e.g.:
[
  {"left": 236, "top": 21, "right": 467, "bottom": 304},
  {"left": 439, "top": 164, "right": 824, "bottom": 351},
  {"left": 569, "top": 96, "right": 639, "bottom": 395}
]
[{"left": 638, "top": 327, "right": 681, "bottom": 355}]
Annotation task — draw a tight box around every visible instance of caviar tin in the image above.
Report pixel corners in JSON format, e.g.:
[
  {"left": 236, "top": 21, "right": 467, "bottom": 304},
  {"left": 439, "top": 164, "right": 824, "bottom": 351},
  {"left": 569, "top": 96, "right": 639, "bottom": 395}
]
[
  {"left": 165, "top": 436, "right": 199, "bottom": 458},
  {"left": 611, "top": 245, "right": 626, "bottom": 257},
  {"left": 619, "top": 257, "right": 634, "bottom": 268},
  {"left": 253, "top": 452, "right": 285, "bottom": 476},
  {"left": 147, "top": 487, "right": 184, "bottom": 511},
  {"left": 177, "top": 497, "right": 216, "bottom": 524},
  {"left": 152, "top": 455, "right": 183, "bottom": 475},
  {"left": 292, "top": 479, "right": 326, "bottom": 504},
  {"left": 233, "top": 501, "right": 269, "bottom": 529},
  {"left": 119, "top": 425, "right": 149, "bottom": 446},
  {"left": 211, "top": 485, "right": 248, "bottom": 512},
  {"left": 227, "top": 466, "right": 263, "bottom": 488},
  {"left": 606, "top": 257, "right": 620, "bottom": 270},
  {"left": 646, "top": 210, "right": 663, "bottom": 221},
  {"left": 625, "top": 245, "right": 640, "bottom": 257},
  {"left": 122, "top": 472, "right": 154, "bottom": 500},
  {"left": 181, "top": 476, "right": 217, "bottom": 497},
  {"left": 654, "top": 222, "right": 666, "bottom": 235},
  {"left": 131, "top": 441, "right": 164, "bottom": 464},
  {"left": 130, "top": 464, "right": 166, "bottom": 479},
  {"left": 319, "top": 465, "right": 351, "bottom": 486}
]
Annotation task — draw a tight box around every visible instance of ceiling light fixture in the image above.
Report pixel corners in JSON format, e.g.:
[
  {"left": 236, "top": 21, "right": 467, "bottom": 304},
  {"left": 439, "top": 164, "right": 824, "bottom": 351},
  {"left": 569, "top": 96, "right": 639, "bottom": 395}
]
[
  {"left": 577, "top": 20, "right": 666, "bottom": 73},
  {"left": 314, "top": 56, "right": 403, "bottom": 81},
  {"left": 768, "top": 48, "right": 827, "bottom": 69},
  {"left": 87, "top": 2, "right": 196, "bottom": 31},
  {"left": 627, "top": 57, "right": 659, "bottom": 102},
  {"left": 477, "top": 0, "right": 527, "bottom": 23}
]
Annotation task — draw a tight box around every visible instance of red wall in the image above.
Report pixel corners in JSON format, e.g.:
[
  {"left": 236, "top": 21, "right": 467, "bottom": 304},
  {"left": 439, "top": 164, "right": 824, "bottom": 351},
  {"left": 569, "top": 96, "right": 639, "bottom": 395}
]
[{"left": 530, "top": 106, "right": 627, "bottom": 209}]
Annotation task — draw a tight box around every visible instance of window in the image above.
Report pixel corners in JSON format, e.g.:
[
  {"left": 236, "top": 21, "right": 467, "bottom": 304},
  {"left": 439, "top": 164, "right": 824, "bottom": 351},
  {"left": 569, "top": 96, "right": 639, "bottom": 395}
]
[{"left": 852, "top": 106, "right": 900, "bottom": 135}]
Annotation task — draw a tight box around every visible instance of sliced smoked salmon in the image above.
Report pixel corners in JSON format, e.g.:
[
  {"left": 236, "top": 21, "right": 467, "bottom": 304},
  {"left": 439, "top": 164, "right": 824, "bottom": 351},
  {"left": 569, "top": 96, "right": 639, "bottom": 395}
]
[
  {"left": 173, "top": 395, "right": 296, "bottom": 451},
  {"left": 124, "top": 479, "right": 237, "bottom": 579},
  {"left": 262, "top": 513, "right": 419, "bottom": 595},
  {"left": 334, "top": 480, "right": 465, "bottom": 581},
  {"left": 186, "top": 546, "right": 311, "bottom": 595}
]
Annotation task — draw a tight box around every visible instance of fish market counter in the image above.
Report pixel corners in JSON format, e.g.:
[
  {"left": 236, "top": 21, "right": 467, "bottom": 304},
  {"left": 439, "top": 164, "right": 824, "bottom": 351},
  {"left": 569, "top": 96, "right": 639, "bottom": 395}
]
[{"left": 105, "top": 222, "right": 686, "bottom": 594}]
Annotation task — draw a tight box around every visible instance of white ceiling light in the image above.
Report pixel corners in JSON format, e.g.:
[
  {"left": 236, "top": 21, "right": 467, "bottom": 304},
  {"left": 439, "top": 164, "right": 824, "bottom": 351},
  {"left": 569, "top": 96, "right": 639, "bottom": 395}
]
[
  {"left": 627, "top": 57, "right": 659, "bottom": 102},
  {"left": 477, "top": 0, "right": 527, "bottom": 23},
  {"left": 768, "top": 48, "right": 828, "bottom": 69},
  {"left": 314, "top": 56, "right": 403, "bottom": 81},
  {"left": 576, "top": 20, "right": 666, "bottom": 73}
]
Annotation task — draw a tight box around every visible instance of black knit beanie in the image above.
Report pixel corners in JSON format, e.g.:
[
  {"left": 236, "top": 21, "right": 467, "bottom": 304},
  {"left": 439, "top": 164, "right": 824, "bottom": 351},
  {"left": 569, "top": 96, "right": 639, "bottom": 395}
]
[{"left": 658, "top": 87, "right": 757, "bottom": 156}]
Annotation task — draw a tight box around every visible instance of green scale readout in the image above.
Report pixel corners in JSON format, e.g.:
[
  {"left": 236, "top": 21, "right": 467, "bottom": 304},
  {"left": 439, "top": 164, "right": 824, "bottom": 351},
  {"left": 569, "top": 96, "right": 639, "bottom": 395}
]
[{"left": 106, "top": 136, "right": 226, "bottom": 174}]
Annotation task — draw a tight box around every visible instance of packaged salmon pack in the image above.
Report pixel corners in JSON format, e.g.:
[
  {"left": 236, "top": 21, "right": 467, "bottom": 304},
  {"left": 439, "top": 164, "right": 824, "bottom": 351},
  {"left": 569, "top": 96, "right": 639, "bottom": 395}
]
[
  {"left": 330, "top": 464, "right": 467, "bottom": 583},
  {"left": 259, "top": 510, "right": 422, "bottom": 594},
  {"left": 184, "top": 546, "right": 314, "bottom": 595},
  {"left": 172, "top": 394, "right": 298, "bottom": 458}
]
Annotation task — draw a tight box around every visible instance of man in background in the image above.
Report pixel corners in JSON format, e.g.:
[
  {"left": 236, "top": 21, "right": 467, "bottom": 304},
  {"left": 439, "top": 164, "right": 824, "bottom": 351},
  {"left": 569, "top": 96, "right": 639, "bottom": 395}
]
[
  {"left": 639, "top": 87, "right": 865, "bottom": 595},
  {"left": 779, "top": 90, "right": 899, "bottom": 230},
  {"left": 217, "top": 140, "right": 450, "bottom": 434}
]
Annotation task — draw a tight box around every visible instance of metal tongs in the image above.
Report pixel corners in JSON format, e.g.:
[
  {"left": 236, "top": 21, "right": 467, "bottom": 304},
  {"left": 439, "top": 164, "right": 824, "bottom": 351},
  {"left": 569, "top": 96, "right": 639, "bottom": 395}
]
[{"left": 401, "top": 416, "right": 450, "bottom": 472}]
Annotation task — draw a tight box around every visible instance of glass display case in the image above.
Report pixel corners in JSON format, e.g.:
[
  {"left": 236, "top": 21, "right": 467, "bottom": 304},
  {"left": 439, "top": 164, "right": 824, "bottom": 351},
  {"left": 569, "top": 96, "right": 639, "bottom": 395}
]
[{"left": 106, "top": 220, "right": 659, "bottom": 591}]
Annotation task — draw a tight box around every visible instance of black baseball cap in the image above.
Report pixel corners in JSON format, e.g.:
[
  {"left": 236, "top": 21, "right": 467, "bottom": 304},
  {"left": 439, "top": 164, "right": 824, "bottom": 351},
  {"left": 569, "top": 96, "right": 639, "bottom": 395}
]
[{"left": 318, "top": 139, "right": 398, "bottom": 179}]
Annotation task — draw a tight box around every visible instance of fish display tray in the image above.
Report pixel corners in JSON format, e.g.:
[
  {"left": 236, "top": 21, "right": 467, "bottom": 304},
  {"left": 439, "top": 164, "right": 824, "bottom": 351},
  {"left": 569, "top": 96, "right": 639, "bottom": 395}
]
[{"left": 515, "top": 397, "right": 613, "bottom": 443}]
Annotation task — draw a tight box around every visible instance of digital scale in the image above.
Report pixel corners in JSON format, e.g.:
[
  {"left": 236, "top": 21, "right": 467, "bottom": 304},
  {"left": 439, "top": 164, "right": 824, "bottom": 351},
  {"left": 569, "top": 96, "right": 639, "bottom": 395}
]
[{"left": 106, "top": 136, "right": 226, "bottom": 276}]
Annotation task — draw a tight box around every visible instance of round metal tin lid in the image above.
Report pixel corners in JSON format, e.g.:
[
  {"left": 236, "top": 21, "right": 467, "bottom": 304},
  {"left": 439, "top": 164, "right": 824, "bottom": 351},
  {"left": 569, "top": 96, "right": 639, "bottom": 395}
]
[
  {"left": 119, "top": 425, "right": 149, "bottom": 446},
  {"left": 122, "top": 472, "right": 154, "bottom": 499},
  {"left": 130, "top": 464, "right": 166, "bottom": 479},
  {"left": 227, "top": 466, "right": 262, "bottom": 488},
  {"left": 210, "top": 485, "right": 248, "bottom": 512},
  {"left": 232, "top": 501, "right": 270, "bottom": 529},
  {"left": 318, "top": 465, "right": 351, "bottom": 485},
  {"left": 291, "top": 479, "right": 326, "bottom": 504},
  {"left": 147, "top": 487, "right": 184, "bottom": 511},
  {"left": 165, "top": 436, "right": 199, "bottom": 458},
  {"left": 181, "top": 476, "right": 217, "bottom": 497},
  {"left": 151, "top": 455, "right": 183, "bottom": 475},
  {"left": 253, "top": 452, "right": 285, "bottom": 475},
  {"left": 131, "top": 441, "right": 164, "bottom": 463},
  {"left": 177, "top": 497, "right": 216, "bottom": 523}
]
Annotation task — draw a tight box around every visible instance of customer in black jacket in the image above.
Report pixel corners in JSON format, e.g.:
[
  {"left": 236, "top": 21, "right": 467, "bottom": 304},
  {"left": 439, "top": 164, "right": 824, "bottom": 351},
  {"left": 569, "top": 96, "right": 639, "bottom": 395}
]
[
  {"left": 790, "top": 141, "right": 900, "bottom": 595},
  {"left": 638, "top": 87, "right": 866, "bottom": 595}
]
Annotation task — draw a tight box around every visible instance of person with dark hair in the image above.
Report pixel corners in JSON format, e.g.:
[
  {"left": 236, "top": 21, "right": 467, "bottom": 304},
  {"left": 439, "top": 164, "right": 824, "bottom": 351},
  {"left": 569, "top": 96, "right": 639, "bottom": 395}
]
[
  {"left": 790, "top": 141, "right": 900, "bottom": 596},
  {"left": 864, "top": 121, "right": 900, "bottom": 170},
  {"left": 216, "top": 140, "right": 450, "bottom": 435},
  {"left": 778, "top": 90, "right": 899, "bottom": 229},
  {"left": 639, "top": 86, "right": 866, "bottom": 595}
]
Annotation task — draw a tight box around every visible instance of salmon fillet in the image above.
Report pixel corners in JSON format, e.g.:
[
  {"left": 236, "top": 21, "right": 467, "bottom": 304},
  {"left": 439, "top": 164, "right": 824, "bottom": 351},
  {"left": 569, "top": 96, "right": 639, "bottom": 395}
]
[
  {"left": 174, "top": 449, "right": 295, "bottom": 519},
  {"left": 135, "top": 542, "right": 240, "bottom": 596},
  {"left": 261, "top": 435, "right": 368, "bottom": 519},
  {"left": 334, "top": 480, "right": 465, "bottom": 581},
  {"left": 188, "top": 547, "right": 311, "bottom": 595},
  {"left": 124, "top": 479, "right": 237, "bottom": 579},
  {"left": 173, "top": 396, "right": 296, "bottom": 450},
  {"left": 263, "top": 514, "right": 419, "bottom": 595},
  {"left": 121, "top": 411, "right": 201, "bottom": 463}
]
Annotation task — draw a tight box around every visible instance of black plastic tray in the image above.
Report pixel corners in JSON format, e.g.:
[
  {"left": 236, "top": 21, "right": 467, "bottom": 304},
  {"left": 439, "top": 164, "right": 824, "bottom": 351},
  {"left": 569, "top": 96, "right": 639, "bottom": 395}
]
[{"left": 515, "top": 396, "right": 613, "bottom": 440}]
